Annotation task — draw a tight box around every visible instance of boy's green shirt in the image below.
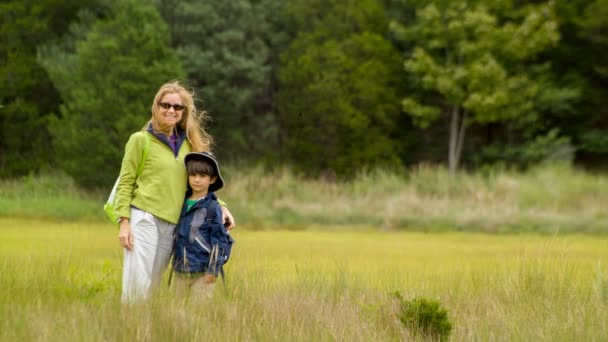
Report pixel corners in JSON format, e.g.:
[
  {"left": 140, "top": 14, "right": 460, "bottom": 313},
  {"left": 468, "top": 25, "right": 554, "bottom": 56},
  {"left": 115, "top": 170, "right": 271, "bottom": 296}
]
[{"left": 115, "top": 131, "right": 191, "bottom": 224}]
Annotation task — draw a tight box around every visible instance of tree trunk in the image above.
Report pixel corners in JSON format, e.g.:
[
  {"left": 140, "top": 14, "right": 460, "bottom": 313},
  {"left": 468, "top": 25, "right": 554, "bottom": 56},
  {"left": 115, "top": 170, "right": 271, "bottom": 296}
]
[
  {"left": 448, "top": 106, "right": 467, "bottom": 175},
  {"left": 455, "top": 109, "right": 467, "bottom": 167}
]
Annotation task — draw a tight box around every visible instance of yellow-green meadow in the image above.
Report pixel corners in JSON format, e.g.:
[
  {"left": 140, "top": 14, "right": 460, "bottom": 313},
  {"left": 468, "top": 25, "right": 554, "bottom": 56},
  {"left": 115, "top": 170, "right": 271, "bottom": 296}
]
[{"left": 2, "top": 218, "right": 607, "bottom": 341}]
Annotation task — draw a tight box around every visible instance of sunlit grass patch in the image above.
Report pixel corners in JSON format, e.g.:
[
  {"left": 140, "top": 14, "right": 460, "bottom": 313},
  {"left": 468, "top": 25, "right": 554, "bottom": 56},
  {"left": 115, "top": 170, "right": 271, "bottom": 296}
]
[{"left": 1, "top": 219, "right": 607, "bottom": 340}]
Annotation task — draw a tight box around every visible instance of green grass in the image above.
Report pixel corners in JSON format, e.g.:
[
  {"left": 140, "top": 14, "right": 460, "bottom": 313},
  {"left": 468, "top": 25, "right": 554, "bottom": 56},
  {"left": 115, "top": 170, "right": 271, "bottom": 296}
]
[
  {"left": 2, "top": 165, "right": 606, "bottom": 339},
  {"left": 1, "top": 163, "right": 607, "bottom": 234},
  {"left": 2, "top": 218, "right": 607, "bottom": 340},
  {"left": 0, "top": 172, "right": 102, "bottom": 221}
]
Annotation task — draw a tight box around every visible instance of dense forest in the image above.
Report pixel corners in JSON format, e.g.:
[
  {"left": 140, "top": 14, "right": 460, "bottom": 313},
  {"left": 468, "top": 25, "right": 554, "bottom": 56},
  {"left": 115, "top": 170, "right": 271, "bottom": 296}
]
[{"left": 1, "top": 0, "right": 606, "bottom": 188}]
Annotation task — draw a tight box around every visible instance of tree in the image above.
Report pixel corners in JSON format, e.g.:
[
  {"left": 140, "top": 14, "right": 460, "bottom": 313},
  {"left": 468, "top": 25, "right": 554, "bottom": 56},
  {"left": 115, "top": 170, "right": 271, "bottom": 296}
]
[
  {"left": 278, "top": 0, "right": 406, "bottom": 178},
  {"left": 0, "top": 0, "right": 92, "bottom": 177},
  {"left": 157, "top": 0, "right": 277, "bottom": 160},
  {"left": 391, "top": 1, "right": 561, "bottom": 173},
  {"left": 38, "top": 0, "right": 184, "bottom": 188},
  {"left": 552, "top": 0, "right": 608, "bottom": 166}
]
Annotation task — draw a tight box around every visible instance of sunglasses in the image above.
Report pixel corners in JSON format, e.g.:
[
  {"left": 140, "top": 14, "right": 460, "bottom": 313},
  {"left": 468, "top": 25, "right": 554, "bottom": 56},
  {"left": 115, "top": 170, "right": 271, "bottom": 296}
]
[{"left": 158, "top": 102, "right": 185, "bottom": 111}]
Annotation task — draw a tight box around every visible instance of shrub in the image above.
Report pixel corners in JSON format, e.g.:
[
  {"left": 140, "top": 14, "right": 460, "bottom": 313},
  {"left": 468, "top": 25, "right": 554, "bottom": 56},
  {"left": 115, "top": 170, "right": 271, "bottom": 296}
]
[{"left": 394, "top": 291, "right": 452, "bottom": 340}]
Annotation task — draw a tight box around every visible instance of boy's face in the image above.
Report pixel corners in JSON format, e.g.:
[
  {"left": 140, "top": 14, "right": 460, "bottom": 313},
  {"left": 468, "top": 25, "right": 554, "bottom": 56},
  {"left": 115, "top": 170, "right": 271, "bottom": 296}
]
[{"left": 188, "top": 173, "right": 216, "bottom": 194}]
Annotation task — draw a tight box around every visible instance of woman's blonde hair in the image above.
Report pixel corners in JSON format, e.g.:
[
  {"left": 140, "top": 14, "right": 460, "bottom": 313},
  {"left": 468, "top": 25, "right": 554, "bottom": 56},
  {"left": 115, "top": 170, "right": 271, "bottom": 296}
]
[{"left": 145, "top": 81, "right": 213, "bottom": 152}]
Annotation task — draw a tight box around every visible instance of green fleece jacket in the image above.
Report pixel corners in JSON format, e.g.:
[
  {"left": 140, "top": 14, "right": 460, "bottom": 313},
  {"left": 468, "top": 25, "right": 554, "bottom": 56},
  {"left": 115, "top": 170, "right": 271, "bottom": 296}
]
[{"left": 115, "top": 131, "right": 191, "bottom": 224}]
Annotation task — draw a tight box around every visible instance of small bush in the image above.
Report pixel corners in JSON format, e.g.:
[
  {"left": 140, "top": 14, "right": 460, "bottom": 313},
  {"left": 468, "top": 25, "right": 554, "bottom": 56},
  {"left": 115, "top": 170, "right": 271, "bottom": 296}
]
[{"left": 394, "top": 291, "right": 452, "bottom": 340}]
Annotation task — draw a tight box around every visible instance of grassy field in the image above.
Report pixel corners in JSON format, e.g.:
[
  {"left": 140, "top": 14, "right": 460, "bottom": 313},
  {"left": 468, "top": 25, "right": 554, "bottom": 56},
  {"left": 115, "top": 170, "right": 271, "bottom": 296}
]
[
  {"left": 1, "top": 164, "right": 607, "bottom": 234},
  {"left": 2, "top": 218, "right": 607, "bottom": 341}
]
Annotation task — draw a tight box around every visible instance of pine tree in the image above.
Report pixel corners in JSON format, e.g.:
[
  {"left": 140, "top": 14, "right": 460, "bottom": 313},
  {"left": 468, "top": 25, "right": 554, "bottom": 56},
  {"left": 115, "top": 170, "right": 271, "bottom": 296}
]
[
  {"left": 39, "top": 0, "right": 184, "bottom": 187},
  {"left": 158, "top": 0, "right": 277, "bottom": 160}
]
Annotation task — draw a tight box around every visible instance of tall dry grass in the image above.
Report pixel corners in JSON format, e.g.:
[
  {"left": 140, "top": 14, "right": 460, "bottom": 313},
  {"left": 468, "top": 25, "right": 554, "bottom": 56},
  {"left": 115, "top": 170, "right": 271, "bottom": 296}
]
[
  {"left": 221, "top": 163, "right": 607, "bottom": 233},
  {"left": 1, "top": 163, "right": 606, "bottom": 233},
  {"left": 2, "top": 218, "right": 607, "bottom": 340}
]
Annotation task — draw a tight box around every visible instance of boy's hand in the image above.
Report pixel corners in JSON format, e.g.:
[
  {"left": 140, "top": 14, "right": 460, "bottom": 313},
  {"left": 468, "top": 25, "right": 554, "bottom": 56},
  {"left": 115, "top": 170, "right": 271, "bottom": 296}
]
[
  {"left": 203, "top": 273, "right": 216, "bottom": 284},
  {"left": 221, "top": 206, "right": 236, "bottom": 230}
]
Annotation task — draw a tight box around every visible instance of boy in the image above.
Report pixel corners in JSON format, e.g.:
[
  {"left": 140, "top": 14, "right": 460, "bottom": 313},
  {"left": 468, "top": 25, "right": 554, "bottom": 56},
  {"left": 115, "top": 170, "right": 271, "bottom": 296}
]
[{"left": 172, "top": 152, "right": 233, "bottom": 299}]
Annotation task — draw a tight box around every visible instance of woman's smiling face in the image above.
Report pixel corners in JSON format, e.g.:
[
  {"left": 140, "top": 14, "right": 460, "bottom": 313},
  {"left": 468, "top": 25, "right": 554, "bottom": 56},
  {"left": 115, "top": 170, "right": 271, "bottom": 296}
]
[{"left": 157, "top": 92, "right": 184, "bottom": 131}]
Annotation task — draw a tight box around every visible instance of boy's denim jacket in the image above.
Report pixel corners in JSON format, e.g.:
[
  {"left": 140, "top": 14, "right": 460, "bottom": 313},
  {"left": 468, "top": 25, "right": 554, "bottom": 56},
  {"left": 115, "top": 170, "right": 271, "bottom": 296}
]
[{"left": 172, "top": 192, "right": 231, "bottom": 276}]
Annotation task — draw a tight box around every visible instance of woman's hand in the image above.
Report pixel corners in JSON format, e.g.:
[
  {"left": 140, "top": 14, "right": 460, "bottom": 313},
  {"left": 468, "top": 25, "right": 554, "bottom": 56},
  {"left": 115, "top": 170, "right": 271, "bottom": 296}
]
[
  {"left": 118, "top": 219, "right": 134, "bottom": 250},
  {"left": 221, "top": 206, "right": 236, "bottom": 230}
]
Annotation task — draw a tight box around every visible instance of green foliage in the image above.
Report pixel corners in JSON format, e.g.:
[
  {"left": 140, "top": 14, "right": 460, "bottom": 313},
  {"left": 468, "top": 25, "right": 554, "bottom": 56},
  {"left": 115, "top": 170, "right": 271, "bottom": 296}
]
[
  {"left": 279, "top": 0, "right": 405, "bottom": 178},
  {"left": 1, "top": 0, "right": 608, "bottom": 178},
  {"left": 476, "top": 129, "right": 575, "bottom": 168},
  {"left": 0, "top": 98, "right": 52, "bottom": 176},
  {"left": 158, "top": 0, "right": 278, "bottom": 159},
  {"left": 391, "top": 1, "right": 570, "bottom": 170},
  {"left": 38, "top": 0, "right": 184, "bottom": 188},
  {"left": 428, "top": 3, "right": 555, "bottom": 108},
  {"left": 579, "top": 0, "right": 608, "bottom": 77},
  {"left": 549, "top": 0, "right": 608, "bottom": 159},
  {"left": 580, "top": 130, "right": 608, "bottom": 154},
  {"left": 0, "top": 0, "right": 91, "bottom": 177},
  {"left": 284, "top": 0, "right": 387, "bottom": 40},
  {"left": 394, "top": 291, "right": 453, "bottom": 340}
]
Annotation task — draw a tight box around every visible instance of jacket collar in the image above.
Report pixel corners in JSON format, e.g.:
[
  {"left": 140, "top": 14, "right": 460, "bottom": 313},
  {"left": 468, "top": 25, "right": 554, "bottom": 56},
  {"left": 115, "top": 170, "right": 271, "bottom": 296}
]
[
  {"left": 182, "top": 191, "right": 218, "bottom": 214},
  {"left": 147, "top": 124, "right": 186, "bottom": 156}
]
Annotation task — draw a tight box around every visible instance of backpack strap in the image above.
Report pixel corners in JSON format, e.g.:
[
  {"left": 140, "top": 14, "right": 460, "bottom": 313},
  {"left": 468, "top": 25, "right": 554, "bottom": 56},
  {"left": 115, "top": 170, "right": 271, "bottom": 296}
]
[
  {"left": 105, "top": 132, "right": 151, "bottom": 225},
  {"left": 136, "top": 132, "right": 151, "bottom": 178},
  {"left": 206, "top": 199, "right": 227, "bottom": 285},
  {"left": 206, "top": 199, "right": 219, "bottom": 221}
]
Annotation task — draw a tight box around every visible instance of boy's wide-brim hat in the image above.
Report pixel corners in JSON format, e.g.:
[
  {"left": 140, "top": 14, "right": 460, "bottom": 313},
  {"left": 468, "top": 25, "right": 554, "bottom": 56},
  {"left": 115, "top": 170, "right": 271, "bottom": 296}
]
[{"left": 184, "top": 152, "right": 224, "bottom": 192}]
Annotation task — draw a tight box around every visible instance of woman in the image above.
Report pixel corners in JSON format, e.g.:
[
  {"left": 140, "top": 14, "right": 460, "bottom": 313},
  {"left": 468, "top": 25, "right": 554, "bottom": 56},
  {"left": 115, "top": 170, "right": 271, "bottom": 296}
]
[{"left": 114, "top": 81, "right": 235, "bottom": 303}]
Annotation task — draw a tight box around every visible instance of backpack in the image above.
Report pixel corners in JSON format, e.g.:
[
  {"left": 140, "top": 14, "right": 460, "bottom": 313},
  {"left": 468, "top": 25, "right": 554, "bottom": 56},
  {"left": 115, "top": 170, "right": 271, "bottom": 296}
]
[
  {"left": 205, "top": 200, "right": 235, "bottom": 267},
  {"left": 173, "top": 199, "right": 235, "bottom": 279},
  {"left": 103, "top": 132, "right": 151, "bottom": 224}
]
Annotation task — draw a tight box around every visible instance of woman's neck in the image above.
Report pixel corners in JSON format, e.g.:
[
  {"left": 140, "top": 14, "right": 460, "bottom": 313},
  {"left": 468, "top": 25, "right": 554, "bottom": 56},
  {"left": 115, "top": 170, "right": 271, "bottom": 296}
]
[
  {"left": 160, "top": 129, "right": 174, "bottom": 137},
  {"left": 158, "top": 124, "right": 176, "bottom": 137}
]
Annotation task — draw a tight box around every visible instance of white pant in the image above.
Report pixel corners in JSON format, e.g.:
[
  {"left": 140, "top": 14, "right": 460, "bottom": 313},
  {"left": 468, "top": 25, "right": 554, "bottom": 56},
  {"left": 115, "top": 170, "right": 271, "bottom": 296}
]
[{"left": 121, "top": 208, "right": 175, "bottom": 303}]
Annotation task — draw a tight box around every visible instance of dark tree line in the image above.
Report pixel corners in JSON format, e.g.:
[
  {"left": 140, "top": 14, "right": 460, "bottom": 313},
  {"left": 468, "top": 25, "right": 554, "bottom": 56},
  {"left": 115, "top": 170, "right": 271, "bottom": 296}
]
[{"left": 1, "top": 0, "right": 606, "bottom": 187}]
